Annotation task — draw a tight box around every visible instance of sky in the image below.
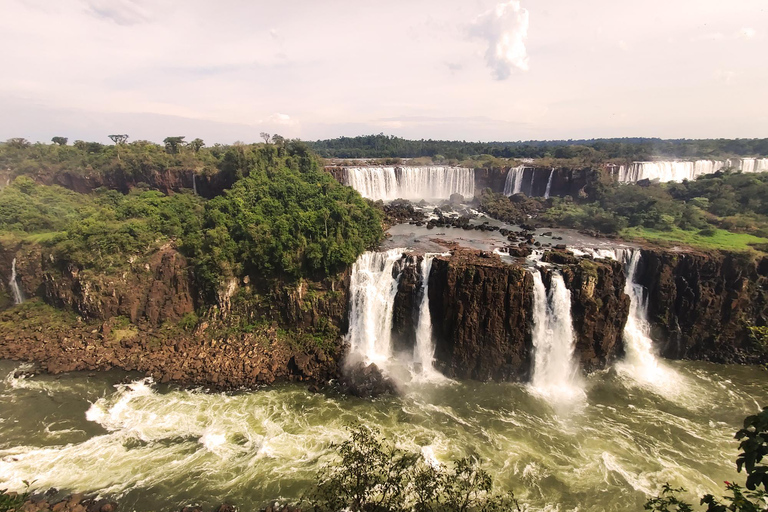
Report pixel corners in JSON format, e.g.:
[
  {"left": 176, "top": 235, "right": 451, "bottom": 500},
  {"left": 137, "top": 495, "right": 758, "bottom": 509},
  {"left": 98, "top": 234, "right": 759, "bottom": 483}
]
[{"left": 1, "top": 0, "right": 766, "bottom": 144}]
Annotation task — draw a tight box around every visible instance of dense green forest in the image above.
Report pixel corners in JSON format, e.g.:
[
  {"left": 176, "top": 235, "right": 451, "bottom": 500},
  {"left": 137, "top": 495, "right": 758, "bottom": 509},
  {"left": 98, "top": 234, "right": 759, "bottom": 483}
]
[
  {"left": 309, "top": 134, "right": 768, "bottom": 161},
  {"left": 482, "top": 169, "right": 768, "bottom": 251},
  {"left": 0, "top": 138, "right": 383, "bottom": 298}
]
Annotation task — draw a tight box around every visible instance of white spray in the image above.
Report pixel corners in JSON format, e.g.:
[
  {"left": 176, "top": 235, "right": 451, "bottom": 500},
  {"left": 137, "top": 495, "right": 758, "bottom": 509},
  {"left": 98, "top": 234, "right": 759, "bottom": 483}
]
[
  {"left": 530, "top": 270, "right": 583, "bottom": 401},
  {"left": 503, "top": 165, "right": 527, "bottom": 196},
  {"left": 413, "top": 254, "right": 441, "bottom": 379},
  {"left": 346, "top": 250, "right": 406, "bottom": 367},
  {"left": 544, "top": 168, "right": 554, "bottom": 199}
]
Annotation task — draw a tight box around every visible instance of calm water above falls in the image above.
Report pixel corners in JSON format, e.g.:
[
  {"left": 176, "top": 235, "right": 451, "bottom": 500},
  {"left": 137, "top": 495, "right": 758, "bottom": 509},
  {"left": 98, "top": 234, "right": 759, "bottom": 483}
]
[{"left": 0, "top": 360, "right": 766, "bottom": 512}]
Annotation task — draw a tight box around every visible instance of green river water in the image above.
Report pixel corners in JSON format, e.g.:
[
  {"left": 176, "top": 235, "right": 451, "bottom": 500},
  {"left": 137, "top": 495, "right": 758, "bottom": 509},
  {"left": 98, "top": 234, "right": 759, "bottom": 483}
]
[{"left": 0, "top": 359, "right": 766, "bottom": 511}]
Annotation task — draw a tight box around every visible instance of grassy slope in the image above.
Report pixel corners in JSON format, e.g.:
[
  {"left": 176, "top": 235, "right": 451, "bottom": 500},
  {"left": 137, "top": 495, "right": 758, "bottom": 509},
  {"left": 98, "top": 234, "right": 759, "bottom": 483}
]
[{"left": 621, "top": 226, "right": 768, "bottom": 252}]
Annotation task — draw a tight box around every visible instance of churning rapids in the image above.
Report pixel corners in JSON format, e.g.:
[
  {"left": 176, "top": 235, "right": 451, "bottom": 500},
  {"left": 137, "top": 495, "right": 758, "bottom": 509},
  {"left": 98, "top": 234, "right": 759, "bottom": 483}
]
[{"left": 1, "top": 361, "right": 766, "bottom": 512}]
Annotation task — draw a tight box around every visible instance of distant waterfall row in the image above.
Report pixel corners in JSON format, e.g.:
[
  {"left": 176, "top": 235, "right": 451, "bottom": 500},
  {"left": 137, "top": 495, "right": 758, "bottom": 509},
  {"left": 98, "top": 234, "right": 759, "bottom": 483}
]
[
  {"left": 615, "top": 158, "right": 768, "bottom": 183},
  {"left": 343, "top": 166, "right": 475, "bottom": 201},
  {"left": 346, "top": 250, "right": 441, "bottom": 381}
]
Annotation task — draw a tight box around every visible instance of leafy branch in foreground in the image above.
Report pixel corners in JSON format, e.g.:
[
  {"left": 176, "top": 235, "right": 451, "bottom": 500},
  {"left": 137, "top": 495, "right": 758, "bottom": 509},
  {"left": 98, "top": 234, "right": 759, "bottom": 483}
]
[
  {"left": 646, "top": 407, "right": 768, "bottom": 512},
  {"left": 303, "top": 425, "right": 519, "bottom": 512}
]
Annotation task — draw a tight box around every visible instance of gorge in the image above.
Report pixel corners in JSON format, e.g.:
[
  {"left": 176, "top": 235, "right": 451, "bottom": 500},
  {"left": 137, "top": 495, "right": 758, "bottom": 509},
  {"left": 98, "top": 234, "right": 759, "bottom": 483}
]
[{"left": 0, "top": 141, "right": 767, "bottom": 512}]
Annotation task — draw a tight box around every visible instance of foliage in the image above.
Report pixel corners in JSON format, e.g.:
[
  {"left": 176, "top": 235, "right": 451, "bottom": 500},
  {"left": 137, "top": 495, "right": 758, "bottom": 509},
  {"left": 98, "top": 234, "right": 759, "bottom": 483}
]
[
  {"left": 178, "top": 312, "right": 199, "bottom": 331},
  {"left": 621, "top": 227, "right": 768, "bottom": 252},
  {"left": 309, "top": 134, "right": 768, "bottom": 161},
  {"left": 194, "top": 151, "right": 382, "bottom": 291},
  {"left": 645, "top": 407, "right": 768, "bottom": 512},
  {"left": 0, "top": 486, "right": 29, "bottom": 512},
  {"left": 645, "top": 484, "right": 694, "bottom": 512},
  {"left": 748, "top": 327, "right": 768, "bottom": 354},
  {"left": 0, "top": 140, "right": 382, "bottom": 298},
  {"left": 304, "top": 425, "right": 519, "bottom": 512}
]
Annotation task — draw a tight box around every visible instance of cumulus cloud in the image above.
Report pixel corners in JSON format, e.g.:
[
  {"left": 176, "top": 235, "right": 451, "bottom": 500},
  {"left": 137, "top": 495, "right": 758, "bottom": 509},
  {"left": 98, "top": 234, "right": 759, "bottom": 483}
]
[{"left": 470, "top": 0, "right": 529, "bottom": 80}]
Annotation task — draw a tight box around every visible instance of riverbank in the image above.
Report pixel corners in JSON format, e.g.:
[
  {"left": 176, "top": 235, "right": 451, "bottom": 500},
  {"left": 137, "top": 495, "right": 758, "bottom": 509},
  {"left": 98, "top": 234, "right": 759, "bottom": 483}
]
[{"left": 0, "top": 300, "right": 341, "bottom": 390}]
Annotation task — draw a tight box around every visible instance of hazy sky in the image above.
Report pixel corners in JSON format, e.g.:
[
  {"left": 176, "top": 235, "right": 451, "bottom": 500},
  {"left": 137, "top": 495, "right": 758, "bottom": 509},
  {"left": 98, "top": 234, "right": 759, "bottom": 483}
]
[{"left": 1, "top": 0, "right": 766, "bottom": 144}]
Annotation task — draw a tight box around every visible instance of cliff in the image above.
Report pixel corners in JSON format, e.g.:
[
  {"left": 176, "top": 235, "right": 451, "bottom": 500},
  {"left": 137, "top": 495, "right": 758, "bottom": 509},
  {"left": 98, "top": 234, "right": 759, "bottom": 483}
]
[
  {"left": 636, "top": 248, "right": 768, "bottom": 363},
  {"left": 428, "top": 251, "right": 533, "bottom": 380},
  {"left": 425, "top": 250, "right": 628, "bottom": 381}
]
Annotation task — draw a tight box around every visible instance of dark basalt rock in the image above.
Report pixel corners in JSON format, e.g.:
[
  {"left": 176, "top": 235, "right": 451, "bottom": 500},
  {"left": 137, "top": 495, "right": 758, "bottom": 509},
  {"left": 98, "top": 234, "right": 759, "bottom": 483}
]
[
  {"left": 339, "top": 361, "right": 397, "bottom": 398},
  {"left": 635, "top": 248, "right": 768, "bottom": 364}
]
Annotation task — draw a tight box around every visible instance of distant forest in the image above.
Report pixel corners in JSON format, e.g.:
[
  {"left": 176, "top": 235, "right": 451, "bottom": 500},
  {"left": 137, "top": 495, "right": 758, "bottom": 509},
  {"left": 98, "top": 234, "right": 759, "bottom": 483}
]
[{"left": 309, "top": 134, "right": 768, "bottom": 161}]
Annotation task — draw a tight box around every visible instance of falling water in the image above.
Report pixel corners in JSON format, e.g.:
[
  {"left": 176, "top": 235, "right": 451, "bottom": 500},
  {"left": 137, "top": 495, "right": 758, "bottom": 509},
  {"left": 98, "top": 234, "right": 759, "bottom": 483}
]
[
  {"left": 503, "top": 165, "right": 527, "bottom": 196},
  {"left": 530, "top": 270, "right": 583, "bottom": 402},
  {"left": 192, "top": 173, "right": 198, "bottom": 195},
  {"left": 543, "top": 168, "right": 554, "bottom": 199},
  {"left": 618, "top": 158, "right": 768, "bottom": 183},
  {"left": 346, "top": 249, "right": 405, "bottom": 366},
  {"left": 739, "top": 158, "right": 768, "bottom": 174},
  {"left": 9, "top": 258, "right": 23, "bottom": 305},
  {"left": 413, "top": 254, "right": 439, "bottom": 378},
  {"left": 613, "top": 249, "right": 679, "bottom": 391},
  {"left": 344, "top": 166, "right": 474, "bottom": 201}
]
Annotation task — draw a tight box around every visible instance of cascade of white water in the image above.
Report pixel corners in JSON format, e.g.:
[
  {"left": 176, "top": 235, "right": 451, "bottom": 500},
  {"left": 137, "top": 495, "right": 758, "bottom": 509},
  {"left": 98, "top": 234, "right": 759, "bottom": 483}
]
[
  {"left": 344, "top": 166, "right": 474, "bottom": 201},
  {"left": 9, "top": 258, "right": 23, "bottom": 305},
  {"left": 739, "top": 158, "right": 768, "bottom": 174},
  {"left": 618, "top": 158, "right": 768, "bottom": 184},
  {"left": 611, "top": 249, "right": 665, "bottom": 383},
  {"left": 530, "top": 270, "right": 582, "bottom": 401},
  {"left": 192, "top": 173, "right": 198, "bottom": 195},
  {"left": 413, "top": 254, "right": 439, "bottom": 378},
  {"left": 503, "top": 165, "right": 527, "bottom": 196},
  {"left": 544, "top": 168, "right": 554, "bottom": 199},
  {"left": 346, "top": 249, "right": 405, "bottom": 366}
]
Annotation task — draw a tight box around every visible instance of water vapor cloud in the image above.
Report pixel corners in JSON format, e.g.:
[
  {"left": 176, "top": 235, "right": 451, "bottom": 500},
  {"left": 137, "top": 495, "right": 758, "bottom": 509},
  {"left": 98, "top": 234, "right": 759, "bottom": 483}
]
[{"left": 471, "top": 0, "right": 530, "bottom": 80}]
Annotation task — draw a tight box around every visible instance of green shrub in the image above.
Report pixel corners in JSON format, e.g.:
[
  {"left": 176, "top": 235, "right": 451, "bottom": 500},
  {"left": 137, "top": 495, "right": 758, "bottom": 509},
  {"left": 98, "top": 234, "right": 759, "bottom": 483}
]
[{"left": 304, "top": 425, "right": 519, "bottom": 512}]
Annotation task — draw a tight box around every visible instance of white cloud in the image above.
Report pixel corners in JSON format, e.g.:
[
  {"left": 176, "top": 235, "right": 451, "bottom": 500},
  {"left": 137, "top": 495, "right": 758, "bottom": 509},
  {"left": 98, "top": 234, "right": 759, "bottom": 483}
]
[
  {"left": 470, "top": 0, "right": 530, "bottom": 80},
  {"left": 269, "top": 113, "right": 296, "bottom": 126},
  {"left": 0, "top": 0, "right": 767, "bottom": 142}
]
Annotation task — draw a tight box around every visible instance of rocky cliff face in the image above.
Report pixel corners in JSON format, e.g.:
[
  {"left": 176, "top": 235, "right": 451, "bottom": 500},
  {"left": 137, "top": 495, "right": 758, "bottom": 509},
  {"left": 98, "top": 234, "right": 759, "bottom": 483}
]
[
  {"left": 544, "top": 256, "right": 630, "bottom": 372},
  {"left": 423, "top": 250, "right": 628, "bottom": 381},
  {"left": 0, "top": 242, "right": 196, "bottom": 325},
  {"left": 428, "top": 251, "right": 533, "bottom": 381},
  {"left": 12, "top": 165, "right": 239, "bottom": 198},
  {"left": 635, "top": 248, "right": 768, "bottom": 363}
]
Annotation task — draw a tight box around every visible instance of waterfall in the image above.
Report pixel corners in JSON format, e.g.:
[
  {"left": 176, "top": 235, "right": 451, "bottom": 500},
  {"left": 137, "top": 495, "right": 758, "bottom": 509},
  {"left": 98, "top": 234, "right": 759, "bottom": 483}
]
[
  {"left": 739, "top": 158, "right": 768, "bottom": 174},
  {"left": 9, "top": 258, "right": 23, "bottom": 305},
  {"left": 618, "top": 158, "right": 768, "bottom": 183},
  {"left": 543, "top": 168, "right": 554, "bottom": 199},
  {"left": 530, "top": 270, "right": 583, "bottom": 401},
  {"left": 611, "top": 249, "right": 664, "bottom": 383},
  {"left": 346, "top": 249, "right": 405, "bottom": 366},
  {"left": 344, "top": 166, "right": 474, "bottom": 201},
  {"left": 192, "top": 173, "right": 198, "bottom": 195},
  {"left": 605, "top": 248, "right": 680, "bottom": 392},
  {"left": 413, "top": 254, "right": 440, "bottom": 378},
  {"left": 503, "top": 165, "right": 527, "bottom": 196}
]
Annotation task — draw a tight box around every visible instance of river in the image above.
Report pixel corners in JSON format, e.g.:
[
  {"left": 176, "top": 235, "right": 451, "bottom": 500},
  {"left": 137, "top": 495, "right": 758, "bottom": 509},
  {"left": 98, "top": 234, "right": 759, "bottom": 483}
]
[{"left": 1, "top": 359, "right": 765, "bottom": 511}]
